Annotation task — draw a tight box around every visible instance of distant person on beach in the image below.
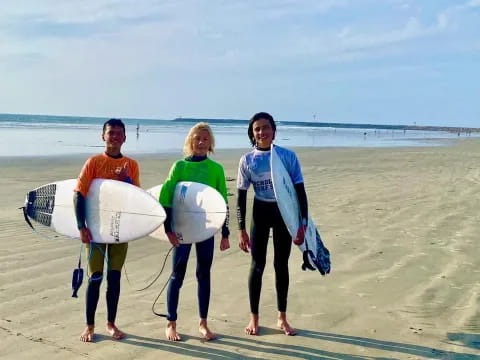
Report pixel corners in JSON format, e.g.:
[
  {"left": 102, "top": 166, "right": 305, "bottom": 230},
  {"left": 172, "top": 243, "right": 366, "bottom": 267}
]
[
  {"left": 236, "top": 112, "right": 308, "bottom": 336},
  {"left": 159, "top": 122, "right": 230, "bottom": 341},
  {"left": 74, "top": 118, "right": 140, "bottom": 342}
]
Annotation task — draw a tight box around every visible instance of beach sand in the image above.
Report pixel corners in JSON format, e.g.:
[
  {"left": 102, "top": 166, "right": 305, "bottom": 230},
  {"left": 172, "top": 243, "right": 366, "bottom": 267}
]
[{"left": 1, "top": 140, "right": 480, "bottom": 359}]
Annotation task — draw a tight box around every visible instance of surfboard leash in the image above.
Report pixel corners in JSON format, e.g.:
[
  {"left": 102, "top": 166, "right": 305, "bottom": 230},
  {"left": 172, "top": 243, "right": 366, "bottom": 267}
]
[
  {"left": 122, "top": 245, "right": 179, "bottom": 318},
  {"left": 124, "top": 246, "right": 174, "bottom": 292},
  {"left": 71, "top": 243, "right": 84, "bottom": 298},
  {"left": 20, "top": 204, "right": 87, "bottom": 297},
  {"left": 151, "top": 248, "right": 185, "bottom": 318},
  {"left": 72, "top": 243, "right": 109, "bottom": 299}
]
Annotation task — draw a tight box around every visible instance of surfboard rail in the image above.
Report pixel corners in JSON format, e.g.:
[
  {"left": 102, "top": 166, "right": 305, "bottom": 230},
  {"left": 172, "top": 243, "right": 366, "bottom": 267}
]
[{"left": 270, "top": 144, "right": 331, "bottom": 275}]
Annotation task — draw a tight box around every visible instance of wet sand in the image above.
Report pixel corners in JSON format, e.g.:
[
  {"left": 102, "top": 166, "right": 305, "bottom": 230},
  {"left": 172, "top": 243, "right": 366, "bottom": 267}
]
[{"left": 1, "top": 140, "right": 480, "bottom": 359}]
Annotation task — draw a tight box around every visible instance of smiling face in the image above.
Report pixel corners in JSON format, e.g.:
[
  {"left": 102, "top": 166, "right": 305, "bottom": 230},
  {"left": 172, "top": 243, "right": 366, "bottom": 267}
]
[
  {"left": 252, "top": 118, "right": 274, "bottom": 149},
  {"left": 191, "top": 129, "right": 211, "bottom": 157},
  {"left": 102, "top": 125, "right": 126, "bottom": 155}
]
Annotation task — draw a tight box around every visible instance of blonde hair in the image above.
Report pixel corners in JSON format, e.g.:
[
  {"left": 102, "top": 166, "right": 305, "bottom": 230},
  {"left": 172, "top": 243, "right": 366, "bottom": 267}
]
[{"left": 183, "top": 122, "right": 215, "bottom": 157}]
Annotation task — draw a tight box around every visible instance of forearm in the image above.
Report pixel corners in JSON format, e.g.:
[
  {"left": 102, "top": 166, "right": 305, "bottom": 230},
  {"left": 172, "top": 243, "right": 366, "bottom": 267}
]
[
  {"left": 294, "top": 182, "right": 308, "bottom": 224},
  {"left": 221, "top": 204, "right": 230, "bottom": 238},
  {"left": 163, "top": 206, "right": 173, "bottom": 233},
  {"left": 73, "top": 191, "right": 87, "bottom": 229},
  {"left": 236, "top": 189, "right": 247, "bottom": 230}
]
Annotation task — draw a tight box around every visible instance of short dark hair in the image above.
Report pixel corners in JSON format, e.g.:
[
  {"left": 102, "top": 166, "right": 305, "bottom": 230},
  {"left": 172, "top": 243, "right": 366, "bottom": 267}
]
[
  {"left": 247, "top": 112, "right": 276, "bottom": 147},
  {"left": 103, "top": 118, "right": 125, "bottom": 134}
]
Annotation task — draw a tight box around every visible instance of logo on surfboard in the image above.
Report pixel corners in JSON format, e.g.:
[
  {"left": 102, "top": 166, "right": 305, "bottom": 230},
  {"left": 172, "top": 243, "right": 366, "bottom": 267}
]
[
  {"left": 110, "top": 212, "right": 121, "bottom": 242},
  {"left": 179, "top": 184, "right": 188, "bottom": 203}
]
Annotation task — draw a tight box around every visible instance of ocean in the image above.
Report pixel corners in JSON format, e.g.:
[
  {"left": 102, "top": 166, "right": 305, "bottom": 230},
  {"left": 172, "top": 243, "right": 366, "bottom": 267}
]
[{"left": 0, "top": 113, "right": 474, "bottom": 157}]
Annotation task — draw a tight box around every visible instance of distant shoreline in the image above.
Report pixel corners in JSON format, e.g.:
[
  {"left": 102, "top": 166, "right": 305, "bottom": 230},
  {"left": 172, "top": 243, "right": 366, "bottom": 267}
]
[
  {"left": 173, "top": 117, "right": 480, "bottom": 133},
  {"left": 1, "top": 113, "right": 478, "bottom": 133}
]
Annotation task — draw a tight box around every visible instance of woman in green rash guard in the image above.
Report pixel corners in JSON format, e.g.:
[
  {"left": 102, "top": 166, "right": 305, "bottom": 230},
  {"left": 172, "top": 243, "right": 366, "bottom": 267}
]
[{"left": 159, "top": 122, "right": 230, "bottom": 342}]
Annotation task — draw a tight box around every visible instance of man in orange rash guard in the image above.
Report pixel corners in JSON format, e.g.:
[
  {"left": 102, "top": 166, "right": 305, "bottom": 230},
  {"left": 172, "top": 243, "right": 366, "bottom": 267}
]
[{"left": 74, "top": 118, "right": 140, "bottom": 343}]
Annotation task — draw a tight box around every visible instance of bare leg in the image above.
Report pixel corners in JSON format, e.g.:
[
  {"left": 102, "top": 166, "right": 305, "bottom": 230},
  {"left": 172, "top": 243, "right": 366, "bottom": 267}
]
[
  {"left": 277, "top": 312, "right": 296, "bottom": 336},
  {"left": 80, "top": 325, "right": 95, "bottom": 342},
  {"left": 245, "top": 313, "right": 259, "bottom": 335},
  {"left": 199, "top": 318, "right": 216, "bottom": 341},
  {"left": 106, "top": 322, "right": 126, "bottom": 340},
  {"left": 165, "top": 321, "right": 182, "bottom": 341}
]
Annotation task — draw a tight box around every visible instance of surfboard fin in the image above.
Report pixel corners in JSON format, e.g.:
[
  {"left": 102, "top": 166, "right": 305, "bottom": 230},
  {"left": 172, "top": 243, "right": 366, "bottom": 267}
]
[
  {"left": 20, "top": 206, "right": 35, "bottom": 231},
  {"left": 72, "top": 267, "right": 84, "bottom": 298},
  {"left": 301, "top": 250, "right": 316, "bottom": 271}
]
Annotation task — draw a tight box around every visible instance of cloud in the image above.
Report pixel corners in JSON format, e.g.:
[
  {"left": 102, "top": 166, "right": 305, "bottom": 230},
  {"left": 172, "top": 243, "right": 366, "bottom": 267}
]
[
  {"left": 467, "top": 0, "right": 480, "bottom": 7},
  {"left": 0, "top": 0, "right": 479, "bottom": 125},
  {"left": 0, "top": 0, "right": 167, "bottom": 24},
  {"left": 275, "top": 0, "right": 480, "bottom": 64},
  {"left": 0, "top": 0, "right": 174, "bottom": 40},
  {"left": 248, "top": 0, "right": 348, "bottom": 18},
  {"left": 1, "top": 0, "right": 477, "bottom": 72}
]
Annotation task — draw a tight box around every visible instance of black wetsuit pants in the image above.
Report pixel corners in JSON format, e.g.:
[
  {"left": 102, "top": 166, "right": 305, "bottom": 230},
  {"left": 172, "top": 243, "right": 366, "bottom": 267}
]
[
  {"left": 166, "top": 236, "right": 214, "bottom": 321},
  {"left": 86, "top": 270, "right": 121, "bottom": 325},
  {"left": 249, "top": 198, "right": 292, "bottom": 314}
]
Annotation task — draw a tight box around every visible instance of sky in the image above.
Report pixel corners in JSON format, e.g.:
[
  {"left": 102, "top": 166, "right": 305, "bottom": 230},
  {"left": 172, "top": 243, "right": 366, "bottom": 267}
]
[{"left": 0, "top": 0, "right": 479, "bottom": 127}]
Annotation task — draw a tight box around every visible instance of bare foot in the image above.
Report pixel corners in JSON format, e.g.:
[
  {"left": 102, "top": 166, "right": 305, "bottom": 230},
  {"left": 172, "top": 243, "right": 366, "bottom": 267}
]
[
  {"left": 166, "top": 321, "right": 182, "bottom": 341},
  {"left": 106, "top": 322, "right": 126, "bottom": 340},
  {"left": 199, "top": 319, "right": 216, "bottom": 341},
  {"left": 80, "top": 325, "right": 95, "bottom": 342},
  {"left": 277, "top": 319, "right": 296, "bottom": 336},
  {"left": 245, "top": 314, "right": 259, "bottom": 335}
]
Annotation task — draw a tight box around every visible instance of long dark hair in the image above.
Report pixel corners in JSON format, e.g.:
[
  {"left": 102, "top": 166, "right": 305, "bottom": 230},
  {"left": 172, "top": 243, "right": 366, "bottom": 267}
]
[{"left": 247, "top": 112, "right": 276, "bottom": 147}]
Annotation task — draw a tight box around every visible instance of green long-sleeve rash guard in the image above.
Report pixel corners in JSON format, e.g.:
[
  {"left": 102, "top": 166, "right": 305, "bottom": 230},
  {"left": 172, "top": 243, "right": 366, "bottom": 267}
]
[{"left": 159, "top": 158, "right": 228, "bottom": 208}]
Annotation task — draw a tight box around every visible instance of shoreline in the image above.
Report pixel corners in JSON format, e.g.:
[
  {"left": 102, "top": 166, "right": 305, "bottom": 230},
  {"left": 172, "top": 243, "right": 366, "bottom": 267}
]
[
  {"left": 3, "top": 112, "right": 479, "bottom": 133},
  {"left": 0, "top": 136, "right": 473, "bottom": 161},
  {"left": 1, "top": 124, "right": 477, "bottom": 158}
]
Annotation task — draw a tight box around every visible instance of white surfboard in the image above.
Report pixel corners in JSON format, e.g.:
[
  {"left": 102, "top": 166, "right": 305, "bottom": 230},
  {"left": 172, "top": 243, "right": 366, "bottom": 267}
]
[
  {"left": 24, "top": 179, "right": 166, "bottom": 244},
  {"left": 147, "top": 181, "right": 227, "bottom": 244},
  {"left": 270, "top": 145, "right": 331, "bottom": 275}
]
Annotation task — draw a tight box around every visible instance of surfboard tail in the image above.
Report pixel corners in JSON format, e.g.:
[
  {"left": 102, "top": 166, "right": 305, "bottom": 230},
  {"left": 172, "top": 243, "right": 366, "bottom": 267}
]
[{"left": 25, "top": 185, "right": 56, "bottom": 227}]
